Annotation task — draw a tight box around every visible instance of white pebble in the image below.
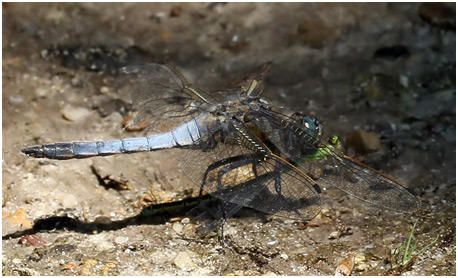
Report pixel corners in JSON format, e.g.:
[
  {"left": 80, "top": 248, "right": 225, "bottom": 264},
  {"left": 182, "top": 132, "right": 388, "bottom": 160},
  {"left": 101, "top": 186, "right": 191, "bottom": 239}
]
[
  {"left": 114, "top": 236, "right": 129, "bottom": 245},
  {"left": 61, "top": 105, "right": 92, "bottom": 121},
  {"left": 172, "top": 222, "right": 183, "bottom": 234},
  {"left": 328, "top": 231, "right": 340, "bottom": 239},
  {"left": 173, "top": 251, "right": 197, "bottom": 270}
]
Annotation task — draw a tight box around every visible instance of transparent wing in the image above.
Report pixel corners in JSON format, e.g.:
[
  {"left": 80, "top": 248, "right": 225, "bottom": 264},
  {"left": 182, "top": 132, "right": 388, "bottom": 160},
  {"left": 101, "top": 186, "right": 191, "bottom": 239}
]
[
  {"left": 205, "top": 157, "right": 322, "bottom": 221},
  {"left": 236, "top": 62, "right": 271, "bottom": 96},
  {"left": 122, "top": 63, "right": 217, "bottom": 132},
  {"left": 121, "top": 62, "right": 272, "bottom": 132},
  {"left": 181, "top": 119, "right": 322, "bottom": 221},
  {"left": 303, "top": 154, "right": 420, "bottom": 212},
  {"left": 247, "top": 109, "right": 421, "bottom": 213}
]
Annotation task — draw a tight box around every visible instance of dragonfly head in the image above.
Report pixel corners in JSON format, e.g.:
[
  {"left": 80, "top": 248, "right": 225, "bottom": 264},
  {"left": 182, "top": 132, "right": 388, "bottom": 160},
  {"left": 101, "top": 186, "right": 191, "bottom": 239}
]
[
  {"left": 301, "top": 116, "right": 323, "bottom": 136},
  {"left": 328, "top": 135, "right": 343, "bottom": 151}
]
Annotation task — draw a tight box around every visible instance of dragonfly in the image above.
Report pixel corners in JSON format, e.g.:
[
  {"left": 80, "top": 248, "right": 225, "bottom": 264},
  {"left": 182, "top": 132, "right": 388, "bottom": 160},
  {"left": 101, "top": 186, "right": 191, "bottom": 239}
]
[{"left": 22, "top": 63, "right": 421, "bottom": 224}]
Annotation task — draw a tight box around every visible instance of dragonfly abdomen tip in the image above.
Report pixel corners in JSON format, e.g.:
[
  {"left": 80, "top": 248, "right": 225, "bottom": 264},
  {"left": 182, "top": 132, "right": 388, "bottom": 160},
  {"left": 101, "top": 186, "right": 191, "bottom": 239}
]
[{"left": 21, "top": 145, "right": 44, "bottom": 158}]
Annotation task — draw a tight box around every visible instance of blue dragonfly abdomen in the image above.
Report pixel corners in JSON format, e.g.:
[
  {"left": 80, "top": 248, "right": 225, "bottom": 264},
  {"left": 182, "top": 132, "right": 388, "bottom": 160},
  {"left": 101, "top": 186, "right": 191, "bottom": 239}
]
[{"left": 22, "top": 118, "right": 202, "bottom": 160}]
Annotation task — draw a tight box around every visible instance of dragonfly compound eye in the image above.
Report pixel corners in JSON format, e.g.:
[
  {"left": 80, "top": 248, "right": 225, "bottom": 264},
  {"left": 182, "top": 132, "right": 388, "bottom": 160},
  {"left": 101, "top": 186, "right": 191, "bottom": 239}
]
[{"left": 302, "top": 116, "right": 322, "bottom": 135}]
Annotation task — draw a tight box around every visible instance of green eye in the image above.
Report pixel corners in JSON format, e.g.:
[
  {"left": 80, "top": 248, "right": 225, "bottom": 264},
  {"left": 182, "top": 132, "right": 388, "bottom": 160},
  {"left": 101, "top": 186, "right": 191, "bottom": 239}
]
[{"left": 329, "top": 135, "right": 339, "bottom": 145}]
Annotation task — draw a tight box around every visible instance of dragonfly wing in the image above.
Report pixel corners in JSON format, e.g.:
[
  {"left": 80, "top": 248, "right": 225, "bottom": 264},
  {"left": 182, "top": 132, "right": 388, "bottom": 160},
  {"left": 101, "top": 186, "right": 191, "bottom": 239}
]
[
  {"left": 205, "top": 156, "right": 322, "bottom": 220},
  {"left": 236, "top": 62, "right": 271, "bottom": 96},
  {"left": 300, "top": 155, "right": 421, "bottom": 212},
  {"left": 181, "top": 119, "right": 322, "bottom": 221},
  {"left": 248, "top": 109, "right": 421, "bottom": 213},
  {"left": 180, "top": 127, "right": 249, "bottom": 188},
  {"left": 122, "top": 63, "right": 215, "bottom": 132}
]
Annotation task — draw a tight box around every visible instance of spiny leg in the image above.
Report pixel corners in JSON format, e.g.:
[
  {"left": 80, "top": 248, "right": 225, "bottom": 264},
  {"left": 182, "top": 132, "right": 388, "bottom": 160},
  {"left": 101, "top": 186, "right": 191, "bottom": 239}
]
[
  {"left": 216, "top": 156, "right": 259, "bottom": 191},
  {"left": 198, "top": 154, "right": 255, "bottom": 197},
  {"left": 197, "top": 155, "right": 258, "bottom": 241},
  {"left": 218, "top": 200, "right": 229, "bottom": 246}
]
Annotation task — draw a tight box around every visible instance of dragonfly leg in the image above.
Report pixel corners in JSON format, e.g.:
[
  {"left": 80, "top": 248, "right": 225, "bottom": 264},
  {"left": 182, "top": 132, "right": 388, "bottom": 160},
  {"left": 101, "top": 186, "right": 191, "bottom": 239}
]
[
  {"left": 218, "top": 200, "right": 228, "bottom": 246},
  {"left": 216, "top": 157, "right": 258, "bottom": 191},
  {"left": 274, "top": 172, "right": 282, "bottom": 195},
  {"left": 198, "top": 155, "right": 254, "bottom": 197},
  {"left": 195, "top": 155, "right": 265, "bottom": 242}
]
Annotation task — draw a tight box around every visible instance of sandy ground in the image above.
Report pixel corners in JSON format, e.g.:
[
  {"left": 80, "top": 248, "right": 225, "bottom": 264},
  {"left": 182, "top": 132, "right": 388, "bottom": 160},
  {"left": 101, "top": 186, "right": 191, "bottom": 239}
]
[{"left": 2, "top": 2, "right": 455, "bottom": 275}]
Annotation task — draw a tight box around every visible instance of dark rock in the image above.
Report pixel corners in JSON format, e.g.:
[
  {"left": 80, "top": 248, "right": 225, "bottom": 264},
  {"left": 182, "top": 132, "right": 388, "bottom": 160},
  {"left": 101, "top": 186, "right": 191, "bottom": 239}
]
[
  {"left": 170, "top": 5, "right": 183, "bottom": 17},
  {"left": 419, "top": 3, "right": 455, "bottom": 31},
  {"left": 373, "top": 45, "right": 410, "bottom": 60},
  {"left": 44, "top": 45, "right": 153, "bottom": 75}
]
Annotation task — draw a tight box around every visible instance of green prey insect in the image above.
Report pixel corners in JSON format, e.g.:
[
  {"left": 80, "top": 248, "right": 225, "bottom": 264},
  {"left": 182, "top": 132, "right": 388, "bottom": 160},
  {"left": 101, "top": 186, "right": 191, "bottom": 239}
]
[{"left": 304, "top": 135, "right": 343, "bottom": 162}]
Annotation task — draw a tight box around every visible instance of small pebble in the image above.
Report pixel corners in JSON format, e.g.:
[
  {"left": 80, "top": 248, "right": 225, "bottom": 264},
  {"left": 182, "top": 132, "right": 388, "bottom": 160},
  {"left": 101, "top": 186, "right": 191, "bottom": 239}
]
[
  {"left": 321, "top": 207, "right": 330, "bottom": 215},
  {"left": 399, "top": 75, "right": 409, "bottom": 88},
  {"left": 173, "top": 251, "right": 197, "bottom": 270},
  {"left": 354, "top": 253, "right": 366, "bottom": 264},
  {"left": 80, "top": 259, "right": 98, "bottom": 275},
  {"left": 24, "top": 194, "right": 38, "bottom": 204},
  {"left": 346, "top": 129, "right": 381, "bottom": 153},
  {"left": 335, "top": 253, "right": 355, "bottom": 276},
  {"left": 364, "top": 243, "right": 374, "bottom": 249},
  {"left": 64, "top": 262, "right": 77, "bottom": 271},
  {"left": 263, "top": 271, "right": 278, "bottom": 276},
  {"left": 196, "top": 267, "right": 212, "bottom": 275},
  {"left": 35, "top": 88, "right": 48, "bottom": 98},
  {"left": 280, "top": 253, "right": 288, "bottom": 260},
  {"left": 114, "top": 236, "right": 129, "bottom": 245},
  {"left": 40, "top": 49, "right": 48, "bottom": 58},
  {"left": 70, "top": 77, "right": 82, "bottom": 87},
  {"left": 12, "top": 258, "right": 22, "bottom": 264},
  {"left": 225, "top": 225, "right": 237, "bottom": 236},
  {"left": 58, "top": 194, "right": 78, "bottom": 209},
  {"left": 355, "top": 262, "right": 370, "bottom": 271},
  {"left": 100, "top": 86, "right": 111, "bottom": 94},
  {"left": 89, "top": 234, "right": 114, "bottom": 251},
  {"left": 93, "top": 216, "right": 112, "bottom": 225},
  {"left": 18, "top": 235, "right": 47, "bottom": 247},
  {"left": 61, "top": 105, "right": 92, "bottom": 122},
  {"left": 172, "top": 222, "right": 183, "bottom": 234},
  {"left": 329, "top": 231, "right": 340, "bottom": 239},
  {"left": 9, "top": 95, "right": 24, "bottom": 104},
  {"left": 181, "top": 217, "right": 190, "bottom": 224},
  {"left": 370, "top": 261, "right": 379, "bottom": 268}
]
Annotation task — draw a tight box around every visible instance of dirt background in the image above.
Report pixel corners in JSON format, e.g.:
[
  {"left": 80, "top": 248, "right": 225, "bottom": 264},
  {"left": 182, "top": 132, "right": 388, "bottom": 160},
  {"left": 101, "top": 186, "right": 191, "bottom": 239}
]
[{"left": 2, "top": 2, "right": 456, "bottom": 276}]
